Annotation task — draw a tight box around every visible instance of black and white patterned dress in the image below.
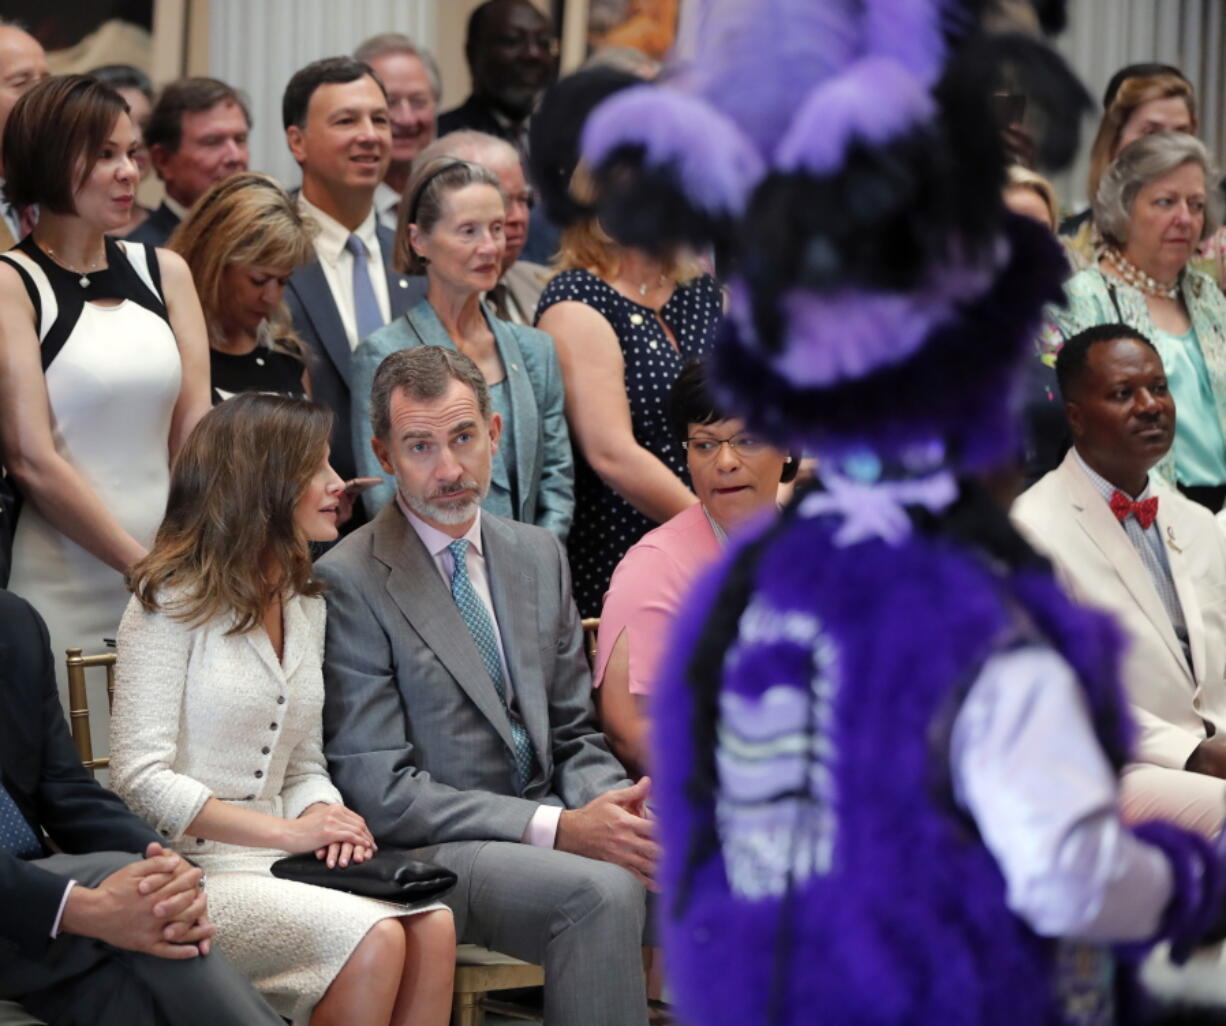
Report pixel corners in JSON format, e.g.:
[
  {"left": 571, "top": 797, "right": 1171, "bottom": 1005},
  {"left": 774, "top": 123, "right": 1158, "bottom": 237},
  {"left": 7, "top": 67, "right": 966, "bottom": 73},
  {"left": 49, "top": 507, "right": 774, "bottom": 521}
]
[
  {"left": 536, "top": 269, "right": 722, "bottom": 617},
  {"left": 2, "top": 237, "right": 180, "bottom": 756}
]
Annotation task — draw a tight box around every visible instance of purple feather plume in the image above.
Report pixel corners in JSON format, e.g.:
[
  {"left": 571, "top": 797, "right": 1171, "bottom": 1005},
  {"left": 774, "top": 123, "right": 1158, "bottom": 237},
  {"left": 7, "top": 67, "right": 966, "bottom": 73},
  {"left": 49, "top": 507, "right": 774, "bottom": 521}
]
[
  {"left": 582, "top": 86, "right": 765, "bottom": 217},
  {"left": 775, "top": 57, "right": 936, "bottom": 174}
]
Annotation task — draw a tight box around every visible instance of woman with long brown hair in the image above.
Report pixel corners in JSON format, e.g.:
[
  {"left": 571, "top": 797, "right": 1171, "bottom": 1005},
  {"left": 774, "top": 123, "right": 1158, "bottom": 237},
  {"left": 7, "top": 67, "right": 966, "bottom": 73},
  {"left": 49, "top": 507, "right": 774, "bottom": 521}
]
[
  {"left": 109, "top": 393, "right": 455, "bottom": 1026},
  {"left": 170, "top": 171, "right": 316, "bottom": 403}
]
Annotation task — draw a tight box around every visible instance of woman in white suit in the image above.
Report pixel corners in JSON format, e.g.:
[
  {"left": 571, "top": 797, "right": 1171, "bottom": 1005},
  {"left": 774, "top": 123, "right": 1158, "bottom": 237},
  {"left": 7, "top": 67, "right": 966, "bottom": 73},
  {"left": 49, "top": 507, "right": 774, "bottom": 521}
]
[{"left": 109, "top": 393, "right": 455, "bottom": 1026}]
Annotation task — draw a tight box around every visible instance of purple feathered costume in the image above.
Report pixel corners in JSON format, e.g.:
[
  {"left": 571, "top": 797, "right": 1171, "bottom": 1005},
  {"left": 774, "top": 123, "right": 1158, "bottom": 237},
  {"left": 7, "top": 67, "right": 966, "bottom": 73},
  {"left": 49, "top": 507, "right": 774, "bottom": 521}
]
[{"left": 569, "top": 0, "right": 1226, "bottom": 1023}]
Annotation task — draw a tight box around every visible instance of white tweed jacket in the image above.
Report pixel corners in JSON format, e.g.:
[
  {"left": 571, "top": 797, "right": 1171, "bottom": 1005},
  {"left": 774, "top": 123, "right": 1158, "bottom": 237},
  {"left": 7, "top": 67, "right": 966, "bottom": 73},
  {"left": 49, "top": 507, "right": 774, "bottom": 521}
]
[{"left": 110, "top": 590, "right": 343, "bottom": 851}]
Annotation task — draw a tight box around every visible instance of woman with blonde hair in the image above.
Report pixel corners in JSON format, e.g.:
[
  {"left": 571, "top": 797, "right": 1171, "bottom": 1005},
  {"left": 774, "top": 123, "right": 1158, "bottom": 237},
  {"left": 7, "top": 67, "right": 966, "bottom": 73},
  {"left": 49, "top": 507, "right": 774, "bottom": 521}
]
[
  {"left": 110, "top": 392, "right": 455, "bottom": 1026},
  {"left": 1004, "top": 164, "right": 1058, "bottom": 231},
  {"left": 170, "top": 171, "right": 316, "bottom": 403},
  {"left": 1061, "top": 64, "right": 1196, "bottom": 265},
  {"left": 534, "top": 185, "right": 721, "bottom": 617}
]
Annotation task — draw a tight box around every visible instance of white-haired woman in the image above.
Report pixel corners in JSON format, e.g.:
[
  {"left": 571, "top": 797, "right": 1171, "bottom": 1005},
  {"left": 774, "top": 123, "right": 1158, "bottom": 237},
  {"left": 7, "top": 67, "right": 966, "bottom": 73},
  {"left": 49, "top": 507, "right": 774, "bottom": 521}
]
[{"left": 1047, "top": 131, "right": 1226, "bottom": 509}]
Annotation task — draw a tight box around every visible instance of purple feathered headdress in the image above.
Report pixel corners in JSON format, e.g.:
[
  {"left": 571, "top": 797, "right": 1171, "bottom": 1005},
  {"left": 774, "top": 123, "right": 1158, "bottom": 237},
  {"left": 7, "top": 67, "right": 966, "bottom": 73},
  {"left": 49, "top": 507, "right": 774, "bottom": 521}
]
[{"left": 577, "top": 0, "right": 1088, "bottom": 470}]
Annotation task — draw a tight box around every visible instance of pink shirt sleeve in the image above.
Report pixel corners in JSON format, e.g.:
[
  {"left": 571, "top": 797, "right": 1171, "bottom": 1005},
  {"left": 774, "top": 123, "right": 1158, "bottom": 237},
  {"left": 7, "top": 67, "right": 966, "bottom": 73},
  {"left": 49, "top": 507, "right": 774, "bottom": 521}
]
[{"left": 594, "top": 508, "right": 721, "bottom": 695}]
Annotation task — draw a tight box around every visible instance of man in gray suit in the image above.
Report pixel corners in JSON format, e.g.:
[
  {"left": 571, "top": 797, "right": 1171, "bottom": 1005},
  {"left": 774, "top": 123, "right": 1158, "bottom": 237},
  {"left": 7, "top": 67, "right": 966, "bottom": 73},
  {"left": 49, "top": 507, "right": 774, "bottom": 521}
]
[{"left": 317, "top": 346, "right": 653, "bottom": 1026}]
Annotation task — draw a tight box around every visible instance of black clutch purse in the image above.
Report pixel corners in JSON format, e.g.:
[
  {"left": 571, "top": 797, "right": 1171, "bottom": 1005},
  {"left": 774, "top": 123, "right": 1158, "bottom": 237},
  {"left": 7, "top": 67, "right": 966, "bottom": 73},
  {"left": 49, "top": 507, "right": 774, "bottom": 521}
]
[{"left": 270, "top": 849, "right": 456, "bottom": 904}]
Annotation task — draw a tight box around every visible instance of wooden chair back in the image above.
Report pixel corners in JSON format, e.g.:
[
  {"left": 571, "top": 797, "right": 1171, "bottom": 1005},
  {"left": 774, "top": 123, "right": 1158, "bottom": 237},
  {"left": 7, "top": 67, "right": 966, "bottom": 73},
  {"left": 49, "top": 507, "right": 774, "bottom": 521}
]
[
  {"left": 580, "top": 617, "right": 600, "bottom": 671},
  {"left": 64, "top": 648, "right": 116, "bottom": 776}
]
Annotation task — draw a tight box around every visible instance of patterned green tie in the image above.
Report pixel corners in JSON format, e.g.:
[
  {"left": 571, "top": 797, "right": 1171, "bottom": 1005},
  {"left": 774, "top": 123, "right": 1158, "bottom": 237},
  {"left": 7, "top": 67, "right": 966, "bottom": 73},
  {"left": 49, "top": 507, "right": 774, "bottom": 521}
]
[{"left": 448, "top": 539, "right": 536, "bottom": 792}]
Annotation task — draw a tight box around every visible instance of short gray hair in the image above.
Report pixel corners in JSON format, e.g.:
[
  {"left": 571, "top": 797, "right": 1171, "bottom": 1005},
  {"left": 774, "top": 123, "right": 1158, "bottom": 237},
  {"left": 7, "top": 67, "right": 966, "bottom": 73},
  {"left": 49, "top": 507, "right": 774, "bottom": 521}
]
[
  {"left": 353, "top": 32, "right": 442, "bottom": 101},
  {"left": 1094, "top": 131, "right": 1223, "bottom": 248},
  {"left": 371, "top": 346, "right": 491, "bottom": 441},
  {"left": 416, "top": 130, "right": 521, "bottom": 177}
]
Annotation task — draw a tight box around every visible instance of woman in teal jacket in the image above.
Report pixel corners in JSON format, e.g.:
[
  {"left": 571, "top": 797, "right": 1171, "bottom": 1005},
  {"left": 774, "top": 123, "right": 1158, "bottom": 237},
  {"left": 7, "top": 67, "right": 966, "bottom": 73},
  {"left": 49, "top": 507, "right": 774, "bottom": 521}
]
[{"left": 350, "top": 158, "right": 573, "bottom": 537}]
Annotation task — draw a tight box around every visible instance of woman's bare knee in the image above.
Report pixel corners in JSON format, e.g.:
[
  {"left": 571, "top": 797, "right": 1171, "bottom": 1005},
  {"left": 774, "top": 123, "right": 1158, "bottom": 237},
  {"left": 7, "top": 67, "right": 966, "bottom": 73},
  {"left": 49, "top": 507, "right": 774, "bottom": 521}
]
[
  {"left": 404, "top": 908, "right": 455, "bottom": 959},
  {"left": 311, "top": 920, "right": 407, "bottom": 1026},
  {"left": 364, "top": 918, "right": 408, "bottom": 964}
]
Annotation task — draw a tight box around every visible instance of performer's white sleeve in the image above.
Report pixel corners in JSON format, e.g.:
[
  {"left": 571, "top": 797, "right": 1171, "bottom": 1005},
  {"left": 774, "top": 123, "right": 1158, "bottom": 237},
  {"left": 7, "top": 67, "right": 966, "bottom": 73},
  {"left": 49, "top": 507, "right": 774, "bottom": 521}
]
[{"left": 951, "top": 645, "right": 1173, "bottom": 942}]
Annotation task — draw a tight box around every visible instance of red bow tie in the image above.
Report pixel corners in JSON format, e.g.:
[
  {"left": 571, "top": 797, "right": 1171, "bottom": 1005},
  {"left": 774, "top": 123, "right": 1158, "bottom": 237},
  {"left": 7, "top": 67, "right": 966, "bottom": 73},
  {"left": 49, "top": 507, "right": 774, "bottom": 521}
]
[{"left": 1110, "top": 490, "right": 1158, "bottom": 529}]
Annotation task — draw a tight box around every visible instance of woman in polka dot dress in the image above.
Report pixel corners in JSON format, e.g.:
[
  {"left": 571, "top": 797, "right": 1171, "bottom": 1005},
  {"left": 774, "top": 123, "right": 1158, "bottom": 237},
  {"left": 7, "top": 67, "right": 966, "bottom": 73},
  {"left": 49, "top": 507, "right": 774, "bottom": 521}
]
[{"left": 536, "top": 215, "right": 722, "bottom": 617}]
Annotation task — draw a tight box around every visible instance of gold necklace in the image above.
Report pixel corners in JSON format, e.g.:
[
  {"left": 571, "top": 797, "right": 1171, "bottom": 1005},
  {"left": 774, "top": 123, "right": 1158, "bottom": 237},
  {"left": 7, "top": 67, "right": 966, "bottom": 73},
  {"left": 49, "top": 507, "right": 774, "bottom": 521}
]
[{"left": 34, "top": 237, "right": 103, "bottom": 288}]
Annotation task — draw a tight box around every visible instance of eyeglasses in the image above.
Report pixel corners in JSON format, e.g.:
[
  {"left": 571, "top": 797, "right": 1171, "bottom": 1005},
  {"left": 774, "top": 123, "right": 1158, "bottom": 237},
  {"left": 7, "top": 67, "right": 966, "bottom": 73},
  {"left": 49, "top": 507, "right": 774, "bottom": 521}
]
[
  {"left": 682, "top": 434, "right": 769, "bottom": 460},
  {"left": 387, "top": 94, "right": 436, "bottom": 114}
]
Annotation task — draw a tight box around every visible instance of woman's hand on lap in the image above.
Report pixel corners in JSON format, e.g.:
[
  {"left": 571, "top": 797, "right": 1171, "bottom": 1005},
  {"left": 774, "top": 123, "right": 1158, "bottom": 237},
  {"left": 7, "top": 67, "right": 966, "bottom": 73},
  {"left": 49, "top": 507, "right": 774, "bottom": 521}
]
[{"left": 288, "top": 802, "right": 376, "bottom": 860}]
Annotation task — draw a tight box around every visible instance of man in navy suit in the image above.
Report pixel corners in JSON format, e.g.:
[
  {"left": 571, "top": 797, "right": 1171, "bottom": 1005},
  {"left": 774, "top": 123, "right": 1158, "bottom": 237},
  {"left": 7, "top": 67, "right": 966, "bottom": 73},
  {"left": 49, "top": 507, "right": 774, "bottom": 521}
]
[
  {"left": 0, "top": 590, "right": 282, "bottom": 1026},
  {"left": 282, "top": 57, "right": 425, "bottom": 494},
  {"left": 128, "top": 78, "right": 250, "bottom": 248}
]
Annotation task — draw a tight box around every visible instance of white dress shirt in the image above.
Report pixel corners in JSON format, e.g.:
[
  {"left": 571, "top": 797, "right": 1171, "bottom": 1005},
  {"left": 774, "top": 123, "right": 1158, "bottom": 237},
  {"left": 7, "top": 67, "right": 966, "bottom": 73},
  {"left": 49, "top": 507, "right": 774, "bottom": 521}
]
[
  {"left": 1073, "top": 451, "right": 1189, "bottom": 661},
  {"left": 399, "top": 498, "right": 562, "bottom": 847},
  {"left": 298, "top": 194, "right": 391, "bottom": 350},
  {"left": 163, "top": 193, "right": 189, "bottom": 222},
  {"left": 374, "top": 181, "right": 401, "bottom": 232},
  {"left": 0, "top": 181, "right": 22, "bottom": 240},
  {"left": 952, "top": 645, "right": 1173, "bottom": 941}
]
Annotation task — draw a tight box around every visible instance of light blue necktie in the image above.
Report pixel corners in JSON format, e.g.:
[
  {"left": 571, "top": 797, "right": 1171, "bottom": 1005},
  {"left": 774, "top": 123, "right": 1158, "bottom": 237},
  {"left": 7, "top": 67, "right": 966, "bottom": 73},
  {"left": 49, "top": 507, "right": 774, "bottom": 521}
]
[
  {"left": 344, "top": 233, "right": 383, "bottom": 343},
  {"left": 0, "top": 780, "right": 42, "bottom": 858},
  {"left": 448, "top": 539, "right": 536, "bottom": 792}
]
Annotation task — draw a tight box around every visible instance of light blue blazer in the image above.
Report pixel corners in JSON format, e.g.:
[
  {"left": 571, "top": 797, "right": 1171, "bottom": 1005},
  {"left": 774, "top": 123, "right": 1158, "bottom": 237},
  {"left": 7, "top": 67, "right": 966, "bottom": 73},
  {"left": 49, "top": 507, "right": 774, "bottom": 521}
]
[{"left": 351, "top": 296, "right": 574, "bottom": 539}]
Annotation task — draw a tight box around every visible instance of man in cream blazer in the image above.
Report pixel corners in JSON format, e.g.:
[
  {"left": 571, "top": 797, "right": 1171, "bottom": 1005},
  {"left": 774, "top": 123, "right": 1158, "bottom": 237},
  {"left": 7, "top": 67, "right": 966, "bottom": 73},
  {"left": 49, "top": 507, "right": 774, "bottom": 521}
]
[{"left": 1013, "top": 323, "right": 1226, "bottom": 838}]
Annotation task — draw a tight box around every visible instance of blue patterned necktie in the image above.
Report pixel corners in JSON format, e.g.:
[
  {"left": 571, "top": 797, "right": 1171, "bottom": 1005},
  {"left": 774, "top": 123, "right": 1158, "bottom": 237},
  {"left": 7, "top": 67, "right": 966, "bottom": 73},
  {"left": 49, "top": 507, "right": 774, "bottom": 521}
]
[
  {"left": 0, "top": 780, "right": 42, "bottom": 858},
  {"left": 448, "top": 539, "right": 536, "bottom": 792},
  {"left": 344, "top": 233, "right": 383, "bottom": 343}
]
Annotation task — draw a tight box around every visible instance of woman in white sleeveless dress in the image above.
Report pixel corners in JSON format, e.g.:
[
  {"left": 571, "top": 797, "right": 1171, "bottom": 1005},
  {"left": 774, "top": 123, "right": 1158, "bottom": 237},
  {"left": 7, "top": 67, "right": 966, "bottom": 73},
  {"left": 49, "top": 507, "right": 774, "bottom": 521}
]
[
  {"left": 110, "top": 394, "right": 455, "bottom": 1026},
  {"left": 0, "top": 76, "right": 210, "bottom": 751}
]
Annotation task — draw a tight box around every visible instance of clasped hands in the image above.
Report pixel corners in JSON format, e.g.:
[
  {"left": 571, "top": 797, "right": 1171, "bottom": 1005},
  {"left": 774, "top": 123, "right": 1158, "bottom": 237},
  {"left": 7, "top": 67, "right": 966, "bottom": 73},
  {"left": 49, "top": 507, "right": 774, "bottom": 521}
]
[
  {"left": 291, "top": 801, "right": 378, "bottom": 869},
  {"left": 61, "top": 841, "right": 212, "bottom": 959},
  {"left": 556, "top": 776, "right": 659, "bottom": 890}
]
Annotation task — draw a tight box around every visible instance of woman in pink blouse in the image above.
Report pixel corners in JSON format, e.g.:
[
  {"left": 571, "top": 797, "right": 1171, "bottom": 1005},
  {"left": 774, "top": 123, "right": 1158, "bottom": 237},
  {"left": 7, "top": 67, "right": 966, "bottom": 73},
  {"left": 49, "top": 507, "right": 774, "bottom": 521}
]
[{"left": 593, "top": 362, "right": 796, "bottom": 776}]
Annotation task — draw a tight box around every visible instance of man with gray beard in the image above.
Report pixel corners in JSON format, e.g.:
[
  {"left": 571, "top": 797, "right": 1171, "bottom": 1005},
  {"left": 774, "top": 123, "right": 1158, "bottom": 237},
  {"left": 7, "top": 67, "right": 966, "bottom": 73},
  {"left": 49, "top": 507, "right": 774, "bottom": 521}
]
[{"left": 315, "top": 345, "right": 653, "bottom": 1026}]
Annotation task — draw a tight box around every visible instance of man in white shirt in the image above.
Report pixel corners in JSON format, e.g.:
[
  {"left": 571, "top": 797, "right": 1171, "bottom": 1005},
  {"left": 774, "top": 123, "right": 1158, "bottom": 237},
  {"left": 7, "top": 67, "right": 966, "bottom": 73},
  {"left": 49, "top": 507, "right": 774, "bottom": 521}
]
[
  {"left": 282, "top": 56, "right": 424, "bottom": 489},
  {"left": 0, "top": 22, "right": 48, "bottom": 249},
  {"left": 128, "top": 78, "right": 250, "bottom": 247},
  {"left": 353, "top": 33, "right": 441, "bottom": 231},
  {"left": 317, "top": 346, "right": 653, "bottom": 1026},
  {"left": 1013, "top": 322, "right": 1226, "bottom": 838}
]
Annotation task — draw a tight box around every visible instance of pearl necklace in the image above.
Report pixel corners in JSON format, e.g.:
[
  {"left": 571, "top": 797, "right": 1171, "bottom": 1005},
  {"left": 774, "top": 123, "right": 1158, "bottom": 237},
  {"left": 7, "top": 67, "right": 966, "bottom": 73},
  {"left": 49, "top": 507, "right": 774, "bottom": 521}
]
[
  {"left": 34, "top": 237, "right": 102, "bottom": 288},
  {"left": 1104, "top": 248, "right": 1180, "bottom": 300}
]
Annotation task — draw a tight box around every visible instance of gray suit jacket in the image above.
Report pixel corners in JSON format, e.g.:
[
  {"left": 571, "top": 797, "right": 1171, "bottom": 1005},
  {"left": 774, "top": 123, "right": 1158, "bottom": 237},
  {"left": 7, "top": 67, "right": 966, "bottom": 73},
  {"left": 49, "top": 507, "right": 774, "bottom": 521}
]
[
  {"left": 285, "top": 224, "right": 425, "bottom": 482},
  {"left": 498, "top": 260, "right": 549, "bottom": 325},
  {"left": 317, "top": 506, "right": 628, "bottom": 853},
  {"left": 351, "top": 296, "right": 573, "bottom": 536}
]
